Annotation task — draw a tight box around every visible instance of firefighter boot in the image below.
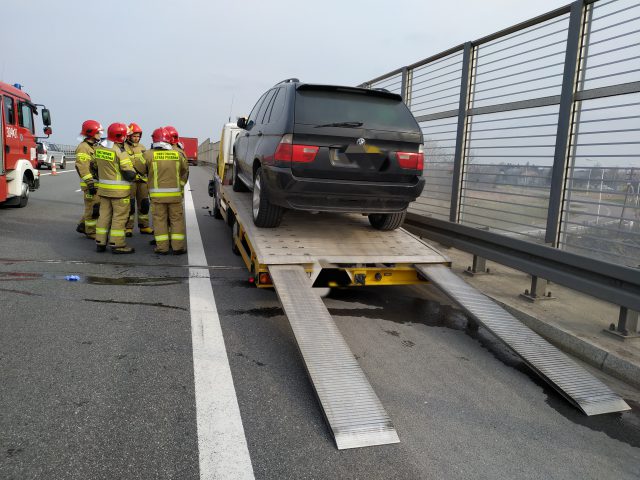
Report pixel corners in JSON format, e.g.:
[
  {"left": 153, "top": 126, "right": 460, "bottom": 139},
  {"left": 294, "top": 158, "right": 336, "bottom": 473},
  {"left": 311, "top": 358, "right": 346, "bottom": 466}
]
[{"left": 112, "top": 246, "right": 135, "bottom": 254}]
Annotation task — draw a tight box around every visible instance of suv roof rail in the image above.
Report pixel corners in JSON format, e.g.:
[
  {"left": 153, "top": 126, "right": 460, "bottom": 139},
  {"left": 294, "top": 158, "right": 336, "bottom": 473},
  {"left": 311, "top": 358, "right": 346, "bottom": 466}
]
[
  {"left": 374, "top": 87, "right": 391, "bottom": 93},
  {"left": 274, "top": 78, "right": 300, "bottom": 86}
]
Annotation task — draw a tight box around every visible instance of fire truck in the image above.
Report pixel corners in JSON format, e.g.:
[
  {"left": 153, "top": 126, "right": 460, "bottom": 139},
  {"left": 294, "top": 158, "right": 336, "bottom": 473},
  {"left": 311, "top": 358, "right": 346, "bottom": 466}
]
[{"left": 1, "top": 81, "right": 51, "bottom": 207}]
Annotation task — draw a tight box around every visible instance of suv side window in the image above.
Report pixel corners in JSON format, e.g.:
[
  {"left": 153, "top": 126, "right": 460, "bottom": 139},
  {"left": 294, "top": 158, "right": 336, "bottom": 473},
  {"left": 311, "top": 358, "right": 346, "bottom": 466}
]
[
  {"left": 247, "top": 92, "right": 268, "bottom": 128},
  {"left": 256, "top": 89, "right": 276, "bottom": 126},
  {"left": 19, "top": 102, "right": 34, "bottom": 133},
  {"left": 267, "top": 88, "right": 286, "bottom": 124},
  {"left": 3, "top": 96, "right": 16, "bottom": 125}
]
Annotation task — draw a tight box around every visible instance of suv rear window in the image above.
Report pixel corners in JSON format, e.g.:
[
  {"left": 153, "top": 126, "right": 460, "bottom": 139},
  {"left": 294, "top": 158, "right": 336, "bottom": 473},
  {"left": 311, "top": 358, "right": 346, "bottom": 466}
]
[{"left": 294, "top": 89, "right": 419, "bottom": 131}]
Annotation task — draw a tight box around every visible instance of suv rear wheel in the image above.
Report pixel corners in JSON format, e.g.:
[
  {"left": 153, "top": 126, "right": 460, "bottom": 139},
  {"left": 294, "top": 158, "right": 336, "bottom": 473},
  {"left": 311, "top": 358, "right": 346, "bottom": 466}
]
[
  {"left": 232, "top": 158, "right": 248, "bottom": 192},
  {"left": 368, "top": 210, "right": 406, "bottom": 231},
  {"left": 252, "top": 167, "right": 283, "bottom": 228}
]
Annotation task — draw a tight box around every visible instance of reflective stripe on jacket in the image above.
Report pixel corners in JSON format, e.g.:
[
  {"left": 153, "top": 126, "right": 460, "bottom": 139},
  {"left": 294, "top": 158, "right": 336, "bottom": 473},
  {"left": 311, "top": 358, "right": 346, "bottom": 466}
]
[
  {"left": 141, "top": 148, "right": 189, "bottom": 203},
  {"left": 75, "top": 140, "right": 97, "bottom": 191},
  {"left": 94, "top": 145, "right": 135, "bottom": 198}
]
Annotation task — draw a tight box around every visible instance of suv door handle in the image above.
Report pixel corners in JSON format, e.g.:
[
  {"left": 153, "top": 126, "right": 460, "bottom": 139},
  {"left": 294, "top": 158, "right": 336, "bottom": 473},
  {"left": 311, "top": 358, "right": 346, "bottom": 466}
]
[
  {"left": 244, "top": 133, "right": 249, "bottom": 137},
  {"left": 257, "top": 131, "right": 263, "bottom": 137}
]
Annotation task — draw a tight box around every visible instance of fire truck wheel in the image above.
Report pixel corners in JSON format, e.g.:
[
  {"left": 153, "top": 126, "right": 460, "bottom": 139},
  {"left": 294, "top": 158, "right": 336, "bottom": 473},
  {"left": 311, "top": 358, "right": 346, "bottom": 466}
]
[{"left": 7, "top": 176, "right": 30, "bottom": 208}]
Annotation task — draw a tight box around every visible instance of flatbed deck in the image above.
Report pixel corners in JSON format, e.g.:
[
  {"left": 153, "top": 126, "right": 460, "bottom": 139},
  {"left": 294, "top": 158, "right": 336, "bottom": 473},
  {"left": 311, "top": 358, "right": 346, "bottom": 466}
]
[{"left": 221, "top": 185, "right": 449, "bottom": 287}]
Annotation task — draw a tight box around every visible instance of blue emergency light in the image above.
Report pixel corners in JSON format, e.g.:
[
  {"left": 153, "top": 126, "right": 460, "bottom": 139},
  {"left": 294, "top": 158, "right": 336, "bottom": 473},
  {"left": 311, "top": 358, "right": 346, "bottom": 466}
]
[{"left": 13, "top": 83, "right": 23, "bottom": 90}]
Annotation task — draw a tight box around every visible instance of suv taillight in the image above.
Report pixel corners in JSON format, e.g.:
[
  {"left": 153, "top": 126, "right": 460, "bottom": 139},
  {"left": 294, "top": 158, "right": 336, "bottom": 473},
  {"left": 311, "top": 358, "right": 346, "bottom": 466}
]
[
  {"left": 274, "top": 134, "right": 319, "bottom": 163},
  {"left": 396, "top": 146, "right": 424, "bottom": 171}
]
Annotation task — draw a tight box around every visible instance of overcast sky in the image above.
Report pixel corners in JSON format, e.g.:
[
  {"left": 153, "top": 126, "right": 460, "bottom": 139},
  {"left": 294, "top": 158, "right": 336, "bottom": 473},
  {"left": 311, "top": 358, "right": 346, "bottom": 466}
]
[{"left": 1, "top": 0, "right": 569, "bottom": 145}]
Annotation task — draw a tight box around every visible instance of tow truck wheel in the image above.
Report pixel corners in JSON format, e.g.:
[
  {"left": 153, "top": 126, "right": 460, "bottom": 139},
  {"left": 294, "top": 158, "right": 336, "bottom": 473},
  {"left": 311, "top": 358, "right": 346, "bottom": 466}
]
[
  {"left": 212, "top": 191, "right": 222, "bottom": 219},
  {"left": 60, "top": 158, "right": 66, "bottom": 170},
  {"left": 368, "top": 209, "right": 407, "bottom": 231},
  {"left": 209, "top": 180, "right": 222, "bottom": 219},
  {"left": 252, "top": 167, "right": 283, "bottom": 228},
  {"left": 231, "top": 219, "right": 241, "bottom": 255}
]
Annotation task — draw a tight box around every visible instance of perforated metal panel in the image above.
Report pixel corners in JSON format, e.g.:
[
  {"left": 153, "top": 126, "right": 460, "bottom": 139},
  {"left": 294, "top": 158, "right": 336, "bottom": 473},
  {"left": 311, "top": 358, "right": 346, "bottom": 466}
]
[
  {"left": 417, "top": 264, "right": 630, "bottom": 416},
  {"left": 270, "top": 265, "right": 400, "bottom": 449}
]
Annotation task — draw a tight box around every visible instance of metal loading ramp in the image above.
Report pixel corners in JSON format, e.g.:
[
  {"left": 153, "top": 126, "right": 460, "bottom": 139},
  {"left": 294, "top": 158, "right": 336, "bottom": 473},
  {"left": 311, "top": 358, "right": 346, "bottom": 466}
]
[
  {"left": 269, "top": 265, "right": 400, "bottom": 450},
  {"left": 416, "top": 265, "right": 630, "bottom": 416}
]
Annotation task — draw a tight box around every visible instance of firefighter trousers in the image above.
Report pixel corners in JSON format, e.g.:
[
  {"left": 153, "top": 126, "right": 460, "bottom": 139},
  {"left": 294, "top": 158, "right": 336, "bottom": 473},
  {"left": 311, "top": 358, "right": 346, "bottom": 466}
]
[
  {"left": 152, "top": 201, "right": 185, "bottom": 252},
  {"left": 96, "top": 197, "right": 131, "bottom": 247},
  {"left": 126, "top": 182, "right": 151, "bottom": 230},
  {"left": 81, "top": 191, "right": 100, "bottom": 235}
]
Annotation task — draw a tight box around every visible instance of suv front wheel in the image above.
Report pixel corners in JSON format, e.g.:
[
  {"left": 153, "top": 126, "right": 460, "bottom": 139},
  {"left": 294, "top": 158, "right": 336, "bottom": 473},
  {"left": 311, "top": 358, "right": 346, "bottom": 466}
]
[
  {"left": 252, "top": 167, "right": 283, "bottom": 228},
  {"left": 368, "top": 210, "right": 407, "bottom": 231}
]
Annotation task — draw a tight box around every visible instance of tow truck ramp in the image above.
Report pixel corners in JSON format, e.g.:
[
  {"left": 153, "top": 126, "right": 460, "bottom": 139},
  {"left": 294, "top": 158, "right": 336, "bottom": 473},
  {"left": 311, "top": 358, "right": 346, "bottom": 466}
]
[
  {"left": 270, "top": 265, "right": 400, "bottom": 450},
  {"left": 218, "top": 186, "right": 630, "bottom": 450},
  {"left": 416, "top": 264, "right": 631, "bottom": 416}
]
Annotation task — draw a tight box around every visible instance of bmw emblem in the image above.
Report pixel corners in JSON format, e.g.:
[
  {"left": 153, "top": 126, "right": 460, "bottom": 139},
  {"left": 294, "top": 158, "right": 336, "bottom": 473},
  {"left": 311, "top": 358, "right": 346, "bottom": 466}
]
[{"left": 356, "top": 138, "right": 366, "bottom": 146}]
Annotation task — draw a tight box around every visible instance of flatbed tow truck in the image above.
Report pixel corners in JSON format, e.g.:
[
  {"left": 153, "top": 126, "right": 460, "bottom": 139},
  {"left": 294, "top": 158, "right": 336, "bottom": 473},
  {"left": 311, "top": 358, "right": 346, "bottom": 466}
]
[{"left": 209, "top": 152, "right": 630, "bottom": 450}]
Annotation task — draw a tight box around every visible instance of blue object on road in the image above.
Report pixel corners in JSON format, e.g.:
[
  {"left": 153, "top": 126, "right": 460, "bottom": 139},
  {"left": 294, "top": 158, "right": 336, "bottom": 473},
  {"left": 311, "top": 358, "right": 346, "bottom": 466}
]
[{"left": 65, "top": 275, "right": 80, "bottom": 281}]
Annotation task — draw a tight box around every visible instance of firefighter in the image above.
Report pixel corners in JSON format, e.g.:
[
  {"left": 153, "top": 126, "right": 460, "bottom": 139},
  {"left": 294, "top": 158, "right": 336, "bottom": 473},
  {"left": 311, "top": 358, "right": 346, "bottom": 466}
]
[
  {"left": 141, "top": 127, "right": 189, "bottom": 255},
  {"left": 94, "top": 123, "right": 137, "bottom": 254},
  {"left": 75, "top": 120, "right": 102, "bottom": 238},
  {"left": 165, "top": 125, "right": 186, "bottom": 157},
  {"left": 124, "top": 123, "right": 153, "bottom": 236}
]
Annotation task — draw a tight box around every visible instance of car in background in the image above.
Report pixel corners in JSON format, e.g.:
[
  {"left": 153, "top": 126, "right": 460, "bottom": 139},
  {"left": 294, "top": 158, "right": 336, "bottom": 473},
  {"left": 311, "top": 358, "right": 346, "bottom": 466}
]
[
  {"left": 36, "top": 141, "right": 66, "bottom": 170},
  {"left": 233, "top": 79, "right": 425, "bottom": 230}
]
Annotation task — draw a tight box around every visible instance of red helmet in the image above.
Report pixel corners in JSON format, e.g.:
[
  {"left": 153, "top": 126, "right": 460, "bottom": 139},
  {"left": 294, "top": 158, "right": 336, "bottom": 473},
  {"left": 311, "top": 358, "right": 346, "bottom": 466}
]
[
  {"left": 107, "top": 123, "right": 128, "bottom": 143},
  {"left": 164, "top": 125, "right": 179, "bottom": 145},
  {"left": 127, "top": 122, "right": 143, "bottom": 136},
  {"left": 152, "top": 127, "right": 172, "bottom": 143},
  {"left": 81, "top": 120, "right": 103, "bottom": 137}
]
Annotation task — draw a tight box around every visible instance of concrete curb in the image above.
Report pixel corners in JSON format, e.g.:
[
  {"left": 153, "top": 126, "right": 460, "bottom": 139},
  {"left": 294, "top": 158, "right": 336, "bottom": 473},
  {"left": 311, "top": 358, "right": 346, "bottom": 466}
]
[{"left": 491, "top": 298, "right": 640, "bottom": 389}]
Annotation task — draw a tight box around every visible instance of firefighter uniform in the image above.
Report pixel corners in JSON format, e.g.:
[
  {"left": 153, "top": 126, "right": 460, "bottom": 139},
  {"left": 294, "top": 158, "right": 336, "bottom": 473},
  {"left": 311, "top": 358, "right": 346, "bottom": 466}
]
[
  {"left": 142, "top": 146, "right": 189, "bottom": 254},
  {"left": 74, "top": 139, "right": 99, "bottom": 237},
  {"left": 94, "top": 144, "right": 136, "bottom": 252},
  {"left": 124, "top": 140, "right": 152, "bottom": 234}
]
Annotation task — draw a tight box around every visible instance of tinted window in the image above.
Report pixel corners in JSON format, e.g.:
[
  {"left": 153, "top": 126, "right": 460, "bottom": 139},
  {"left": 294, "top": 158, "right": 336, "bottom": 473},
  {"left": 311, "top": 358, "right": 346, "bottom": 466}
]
[
  {"left": 295, "top": 90, "right": 419, "bottom": 131},
  {"left": 247, "top": 92, "right": 268, "bottom": 126},
  {"left": 267, "top": 88, "right": 286, "bottom": 123},
  {"left": 3, "top": 96, "right": 15, "bottom": 125},
  {"left": 19, "top": 103, "right": 34, "bottom": 133},
  {"left": 256, "top": 89, "right": 276, "bottom": 125}
]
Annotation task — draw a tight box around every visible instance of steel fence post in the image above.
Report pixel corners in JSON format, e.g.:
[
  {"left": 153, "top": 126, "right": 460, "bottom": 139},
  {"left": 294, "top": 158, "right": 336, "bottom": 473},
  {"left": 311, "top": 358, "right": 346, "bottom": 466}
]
[
  {"left": 545, "top": 0, "right": 586, "bottom": 244},
  {"left": 450, "top": 42, "right": 474, "bottom": 223}
]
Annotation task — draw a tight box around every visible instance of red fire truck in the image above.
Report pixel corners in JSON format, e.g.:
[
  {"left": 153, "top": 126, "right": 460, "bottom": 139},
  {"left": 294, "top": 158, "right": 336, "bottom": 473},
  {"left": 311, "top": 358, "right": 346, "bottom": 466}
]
[{"left": 1, "top": 81, "right": 51, "bottom": 207}]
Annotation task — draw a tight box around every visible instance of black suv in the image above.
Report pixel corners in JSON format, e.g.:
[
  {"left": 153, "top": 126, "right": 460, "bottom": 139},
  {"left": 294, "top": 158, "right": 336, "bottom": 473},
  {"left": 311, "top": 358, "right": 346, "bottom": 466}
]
[{"left": 233, "top": 79, "right": 425, "bottom": 230}]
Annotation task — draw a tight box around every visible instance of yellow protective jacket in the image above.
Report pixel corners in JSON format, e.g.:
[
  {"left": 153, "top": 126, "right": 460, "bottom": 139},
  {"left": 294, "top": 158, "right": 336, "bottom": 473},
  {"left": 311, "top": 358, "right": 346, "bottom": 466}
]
[
  {"left": 74, "top": 139, "right": 98, "bottom": 191},
  {"left": 141, "top": 146, "right": 189, "bottom": 203},
  {"left": 94, "top": 143, "right": 136, "bottom": 198},
  {"left": 124, "top": 141, "right": 147, "bottom": 181}
]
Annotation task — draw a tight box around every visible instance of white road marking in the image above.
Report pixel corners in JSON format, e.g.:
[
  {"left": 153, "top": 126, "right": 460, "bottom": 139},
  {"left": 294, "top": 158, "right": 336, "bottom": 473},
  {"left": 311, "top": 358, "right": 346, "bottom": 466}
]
[
  {"left": 40, "top": 170, "right": 75, "bottom": 176},
  {"left": 75, "top": 189, "right": 82, "bottom": 192},
  {"left": 184, "top": 184, "right": 255, "bottom": 480}
]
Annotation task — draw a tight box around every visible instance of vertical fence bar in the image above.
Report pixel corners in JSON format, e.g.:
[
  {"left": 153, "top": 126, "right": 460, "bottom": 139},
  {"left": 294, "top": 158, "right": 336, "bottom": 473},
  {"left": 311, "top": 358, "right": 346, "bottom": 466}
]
[
  {"left": 559, "top": 1, "right": 594, "bottom": 249},
  {"left": 400, "top": 67, "right": 409, "bottom": 103},
  {"left": 405, "top": 67, "right": 413, "bottom": 107},
  {"left": 450, "top": 42, "right": 473, "bottom": 223},
  {"left": 545, "top": 0, "right": 586, "bottom": 244}
]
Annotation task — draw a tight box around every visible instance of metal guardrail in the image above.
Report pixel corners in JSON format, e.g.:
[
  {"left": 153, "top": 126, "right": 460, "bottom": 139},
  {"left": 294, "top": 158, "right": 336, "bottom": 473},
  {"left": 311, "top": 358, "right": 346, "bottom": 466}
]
[{"left": 362, "top": 0, "right": 640, "bottom": 333}]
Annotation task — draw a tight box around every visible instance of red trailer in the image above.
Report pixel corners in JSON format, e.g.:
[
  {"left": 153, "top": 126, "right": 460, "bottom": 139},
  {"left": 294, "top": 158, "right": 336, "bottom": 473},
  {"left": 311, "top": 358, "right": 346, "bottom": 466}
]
[{"left": 180, "top": 137, "right": 198, "bottom": 166}]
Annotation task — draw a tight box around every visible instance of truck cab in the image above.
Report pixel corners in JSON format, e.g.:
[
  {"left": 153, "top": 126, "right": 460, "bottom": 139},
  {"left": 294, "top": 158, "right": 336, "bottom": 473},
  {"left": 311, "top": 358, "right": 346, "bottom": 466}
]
[{"left": 1, "top": 81, "right": 51, "bottom": 207}]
